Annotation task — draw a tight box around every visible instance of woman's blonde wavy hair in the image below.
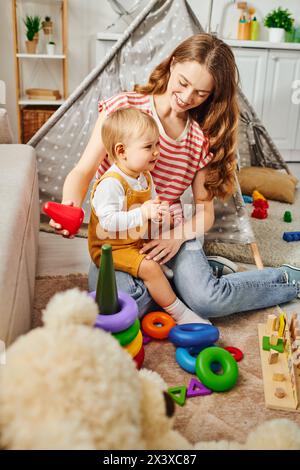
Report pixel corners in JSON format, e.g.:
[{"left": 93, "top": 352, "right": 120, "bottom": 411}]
[{"left": 134, "top": 33, "right": 240, "bottom": 200}]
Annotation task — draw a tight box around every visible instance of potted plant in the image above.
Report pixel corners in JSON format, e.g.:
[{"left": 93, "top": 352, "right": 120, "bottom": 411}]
[
  {"left": 42, "top": 16, "right": 53, "bottom": 35},
  {"left": 264, "top": 7, "right": 294, "bottom": 43},
  {"left": 23, "top": 15, "right": 42, "bottom": 53},
  {"left": 47, "top": 41, "right": 56, "bottom": 55}
]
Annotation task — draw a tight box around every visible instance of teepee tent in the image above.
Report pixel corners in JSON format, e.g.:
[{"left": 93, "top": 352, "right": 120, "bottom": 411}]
[{"left": 29, "top": 0, "right": 289, "bottom": 268}]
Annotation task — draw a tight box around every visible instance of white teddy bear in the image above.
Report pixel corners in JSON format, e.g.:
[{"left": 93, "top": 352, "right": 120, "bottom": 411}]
[{"left": 0, "top": 288, "right": 299, "bottom": 450}]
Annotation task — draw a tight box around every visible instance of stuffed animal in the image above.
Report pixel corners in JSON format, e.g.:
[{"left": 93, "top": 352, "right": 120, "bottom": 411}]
[{"left": 0, "top": 289, "right": 299, "bottom": 450}]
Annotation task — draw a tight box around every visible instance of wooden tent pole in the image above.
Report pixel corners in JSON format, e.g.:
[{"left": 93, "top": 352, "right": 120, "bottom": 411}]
[{"left": 250, "top": 242, "right": 264, "bottom": 269}]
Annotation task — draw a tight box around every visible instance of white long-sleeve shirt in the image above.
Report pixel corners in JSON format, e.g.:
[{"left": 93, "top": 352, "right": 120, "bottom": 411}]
[{"left": 92, "top": 163, "right": 157, "bottom": 232}]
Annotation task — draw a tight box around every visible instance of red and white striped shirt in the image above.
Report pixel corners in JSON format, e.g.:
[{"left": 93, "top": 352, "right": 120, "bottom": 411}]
[{"left": 97, "top": 92, "right": 214, "bottom": 224}]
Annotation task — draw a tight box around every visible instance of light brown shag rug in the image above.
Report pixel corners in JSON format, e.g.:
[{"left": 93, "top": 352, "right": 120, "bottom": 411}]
[
  {"left": 205, "top": 189, "right": 300, "bottom": 268},
  {"left": 33, "top": 274, "right": 300, "bottom": 445}
]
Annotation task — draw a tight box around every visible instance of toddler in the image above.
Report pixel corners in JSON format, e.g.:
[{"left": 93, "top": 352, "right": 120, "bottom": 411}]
[{"left": 88, "top": 108, "right": 210, "bottom": 325}]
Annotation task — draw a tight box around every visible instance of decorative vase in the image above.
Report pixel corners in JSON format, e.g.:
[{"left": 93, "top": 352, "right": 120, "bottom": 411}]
[
  {"left": 42, "top": 21, "right": 53, "bottom": 35},
  {"left": 25, "top": 40, "right": 37, "bottom": 54},
  {"left": 268, "top": 27, "right": 285, "bottom": 43},
  {"left": 46, "top": 43, "right": 56, "bottom": 55}
]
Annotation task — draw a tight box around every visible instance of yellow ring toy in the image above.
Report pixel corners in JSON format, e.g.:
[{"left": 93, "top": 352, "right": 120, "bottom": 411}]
[{"left": 124, "top": 329, "right": 143, "bottom": 357}]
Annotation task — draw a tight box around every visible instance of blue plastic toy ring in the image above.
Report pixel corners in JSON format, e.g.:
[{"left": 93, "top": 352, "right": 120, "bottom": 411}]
[
  {"left": 176, "top": 345, "right": 220, "bottom": 374},
  {"left": 176, "top": 347, "right": 198, "bottom": 374},
  {"left": 168, "top": 323, "right": 219, "bottom": 348},
  {"left": 196, "top": 346, "right": 239, "bottom": 392},
  {"left": 89, "top": 290, "right": 138, "bottom": 333}
]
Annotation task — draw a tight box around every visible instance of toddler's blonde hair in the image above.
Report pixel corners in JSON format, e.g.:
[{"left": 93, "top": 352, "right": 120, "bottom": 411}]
[{"left": 101, "top": 107, "right": 159, "bottom": 161}]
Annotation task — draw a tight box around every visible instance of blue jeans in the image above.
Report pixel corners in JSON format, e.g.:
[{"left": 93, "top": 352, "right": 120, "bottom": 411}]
[{"left": 88, "top": 239, "right": 298, "bottom": 319}]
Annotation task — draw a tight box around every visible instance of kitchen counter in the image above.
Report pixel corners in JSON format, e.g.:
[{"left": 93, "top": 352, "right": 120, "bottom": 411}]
[{"left": 223, "top": 39, "right": 300, "bottom": 50}]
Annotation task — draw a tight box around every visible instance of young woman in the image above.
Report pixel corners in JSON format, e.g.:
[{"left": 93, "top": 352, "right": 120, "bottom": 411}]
[{"left": 51, "top": 33, "right": 300, "bottom": 318}]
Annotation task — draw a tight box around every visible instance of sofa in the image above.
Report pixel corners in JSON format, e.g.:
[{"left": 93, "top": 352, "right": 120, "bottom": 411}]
[{"left": 0, "top": 108, "right": 39, "bottom": 346}]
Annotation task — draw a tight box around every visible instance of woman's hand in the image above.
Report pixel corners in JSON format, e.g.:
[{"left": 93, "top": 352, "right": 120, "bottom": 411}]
[
  {"left": 48, "top": 200, "right": 75, "bottom": 238},
  {"left": 139, "top": 236, "right": 184, "bottom": 264},
  {"left": 157, "top": 201, "right": 170, "bottom": 222}
]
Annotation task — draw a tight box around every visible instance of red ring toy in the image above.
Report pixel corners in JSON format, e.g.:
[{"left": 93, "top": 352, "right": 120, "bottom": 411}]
[
  {"left": 224, "top": 346, "right": 244, "bottom": 362},
  {"left": 141, "top": 311, "right": 176, "bottom": 339},
  {"left": 133, "top": 346, "right": 145, "bottom": 369}
]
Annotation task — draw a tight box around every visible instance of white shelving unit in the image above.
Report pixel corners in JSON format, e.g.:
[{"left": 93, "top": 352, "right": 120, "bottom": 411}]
[
  {"left": 12, "top": 0, "right": 69, "bottom": 142},
  {"left": 17, "top": 53, "right": 66, "bottom": 58},
  {"left": 19, "top": 97, "right": 65, "bottom": 105}
]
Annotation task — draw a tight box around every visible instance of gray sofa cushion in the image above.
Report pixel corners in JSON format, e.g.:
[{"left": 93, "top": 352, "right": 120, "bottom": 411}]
[{"left": 0, "top": 145, "right": 39, "bottom": 345}]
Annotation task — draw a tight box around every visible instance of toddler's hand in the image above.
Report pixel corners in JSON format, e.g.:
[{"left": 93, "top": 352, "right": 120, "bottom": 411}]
[
  {"left": 141, "top": 198, "right": 161, "bottom": 221},
  {"left": 49, "top": 200, "right": 75, "bottom": 238}
]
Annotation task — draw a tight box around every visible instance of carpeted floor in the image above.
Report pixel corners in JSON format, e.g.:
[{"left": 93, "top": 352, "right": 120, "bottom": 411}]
[
  {"left": 33, "top": 274, "right": 300, "bottom": 445},
  {"left": 205, "top": 189, "right": 300, "bottom": 268}
]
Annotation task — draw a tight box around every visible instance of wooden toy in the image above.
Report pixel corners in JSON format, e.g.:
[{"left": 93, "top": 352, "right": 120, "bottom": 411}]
[
  {"left": 270, "top": 331, "right": 278, "bottom": 346},
  {"left": 278, "top": 313, "right": 286, "bottom": 338},
  {"left": 42, "top": 201, "right": 84, "bottom": 236},
  {"left": 268, "top": 350, "right": 279, "bottom": 364},
  {"left": 258, "top": 308, "right": 300, "bottom": 411},
  {"left": 275, "top": 387, "right": 286, "bottom": 399},
  {"left": 266, "top": 314, "right": 277, "bottom": 334},
  {"left": 273, "top": 373, "right": 285, "bottom": 382},
  {"left": 262, "top": 335, "right": 284, "bottom": 353}
]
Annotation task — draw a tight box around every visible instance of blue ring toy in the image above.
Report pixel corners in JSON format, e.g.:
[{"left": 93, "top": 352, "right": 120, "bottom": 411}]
[
  {"left": 176, "top": 345, "right": 220, "bottom": 374},
  {"left": 169, "top": 323, "right": 219, "bottom": 348},
  {"left": 176, "top": 347, "right": 198, "bottom": 374}
]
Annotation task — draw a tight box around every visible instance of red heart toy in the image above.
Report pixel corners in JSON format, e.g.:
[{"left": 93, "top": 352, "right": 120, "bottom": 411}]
[{"left": 43, "top": 202, "right": 85, "bottom": 235}]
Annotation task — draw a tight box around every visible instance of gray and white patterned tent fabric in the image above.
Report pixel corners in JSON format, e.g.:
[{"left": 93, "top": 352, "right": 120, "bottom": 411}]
[{"left": 29, "top": 0, "right": 288, "bottom": 261}]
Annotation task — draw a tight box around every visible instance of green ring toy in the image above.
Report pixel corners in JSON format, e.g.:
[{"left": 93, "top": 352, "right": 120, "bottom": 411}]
[
  {"left": 112, "top": 318, "right": 140, "bottom": 346},
  {"left": 195, "top": 346, "right": 239, "bottom": 392}
]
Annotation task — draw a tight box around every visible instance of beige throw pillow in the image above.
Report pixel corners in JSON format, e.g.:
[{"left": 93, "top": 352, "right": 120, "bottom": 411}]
[{"left": 238, "top": 166, "right": 298, "bottom": 204}]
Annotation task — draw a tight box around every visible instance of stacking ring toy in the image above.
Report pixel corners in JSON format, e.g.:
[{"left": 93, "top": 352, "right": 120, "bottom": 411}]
[
  {"left": 169, "top": 324, "right": 219, "bottom": 348},
  {"left": 196, "top": 346, "right": 239, "bottom": 392},
  {"left": 175, "top": 345, "right": 220, "bottom": 374},
  {"left": 176, "top": 347, "right": 198, "bottom": 374},
  {"left": 89, "top": 291, "right": 138, "bottom": 333},
  {"left": 142, "top": 330, "right": 152, "bottom": 345},
  {"left": 133, "top": 346, "right": 145, "bottom": 369},
  {"left": 124, "top": 330, "right": 143, "bottom": 357},
  {"left": 142, "top": 311, "right": 176, "bottom": 339},
  {"left": 113, "top": 319, "right": 140, "bottom": 346},
  {"left": 224, "top": 346, "right": 244, "bottom": 362}
]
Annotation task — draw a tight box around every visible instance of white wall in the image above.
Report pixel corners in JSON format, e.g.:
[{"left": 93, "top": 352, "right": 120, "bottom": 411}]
[
  {"left": 1, "top": 0, "right": 300, "bottom": 142},
  {"left": 188, "top": 0, "right": 300, "bottom": 39}
]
